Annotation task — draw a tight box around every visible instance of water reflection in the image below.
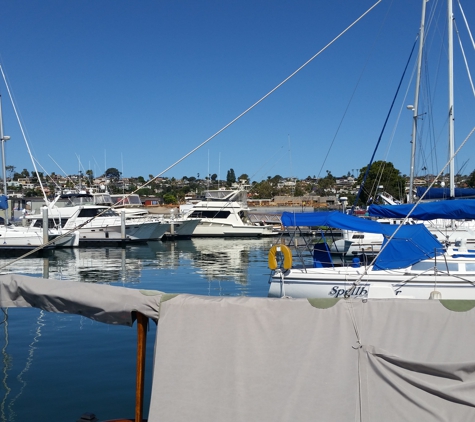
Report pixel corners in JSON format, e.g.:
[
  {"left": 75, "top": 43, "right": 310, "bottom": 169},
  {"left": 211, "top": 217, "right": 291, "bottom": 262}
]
[
  {"left": 0, "top": 238, "right": 275, "bottom": 421},
  {"left": 0, "top": 238, "right": 276, "bottom": 287},
  {"left": 184, "top": 238, "right": 274, "bottom": 284}
]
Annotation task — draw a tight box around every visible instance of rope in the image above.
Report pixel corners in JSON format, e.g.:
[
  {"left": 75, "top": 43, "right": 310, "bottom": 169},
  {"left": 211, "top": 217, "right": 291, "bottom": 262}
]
[
  {"left": 351, "top": 37, "right": 417, "bottom": 212},
  {"left": 0, "top": 70, "right": 48, "bottom": 205},
  {"left": 454, "top": 20, "right": 475, "bottom": 98},
  {"left": 120, "top": 0, "right": 383, "bottom": 193},
  {"left": 0, "top": 0, "right": 384, "bottom": 271}
]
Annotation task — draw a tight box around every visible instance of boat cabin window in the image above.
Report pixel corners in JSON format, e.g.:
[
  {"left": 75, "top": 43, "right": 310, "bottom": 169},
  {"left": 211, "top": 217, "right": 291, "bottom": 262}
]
[
  {"left": 352, "top": 234, "right": 364, "bottom": 239},
  {"left": 189, "top": 210, "right": 231, "bottom": 219},
  {"left": 32, "top": 218, "right": 69, "bottom": 228},
  {"left": 411, "top": 261, "right": 459, "bottom": 271},
  {"left": 465, "top": 263, "right": 475, "bottom": 271},
  {"left": 78, "top": 208, "right": 119, "bottom": 218}
]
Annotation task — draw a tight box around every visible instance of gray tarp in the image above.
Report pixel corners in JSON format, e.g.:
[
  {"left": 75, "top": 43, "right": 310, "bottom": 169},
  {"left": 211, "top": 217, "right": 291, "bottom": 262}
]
[
  {"left": 149, "top": 295, "right": 475, "bottom": 422},
  {"left": 1, "top": 274, "right": 475, "bottom": 421},
  {"left": 0, "top": 273, "right": 162, "bottom": 325}
]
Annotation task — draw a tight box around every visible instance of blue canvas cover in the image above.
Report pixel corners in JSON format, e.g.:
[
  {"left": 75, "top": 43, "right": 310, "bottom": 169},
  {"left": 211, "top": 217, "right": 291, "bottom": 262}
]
[
  {"left": 0, "top": 195, "right": 7, "bottom": 210},
  {"left": 417, "top": 187, "right": 475, "bottom": 200},
  {"left": 373, "top": 224, "right": 443, "bottom": 270},
  {"left": 280, "top": 212, "right": 444, "bottom": 270},
  {"left": 281, "top": 211, "right": 391, "bottom": 233},
  {"left": 368, "top": 200, "right": 475, "bottom": 220}
]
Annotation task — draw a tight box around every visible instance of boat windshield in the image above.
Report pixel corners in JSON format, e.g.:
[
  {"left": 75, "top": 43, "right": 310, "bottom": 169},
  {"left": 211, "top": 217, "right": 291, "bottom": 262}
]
[
  {"left": 63, "top": 195, "right": 95, "bottom": 207},
  {"left": 111, "top": 194, "right": 142, "bottom": 206},
  {"left": 78, "top": 208, "right": 119, "bottom": 218},
  {"left": 92, "top": 193, "right": 113, "bottom": 205}
]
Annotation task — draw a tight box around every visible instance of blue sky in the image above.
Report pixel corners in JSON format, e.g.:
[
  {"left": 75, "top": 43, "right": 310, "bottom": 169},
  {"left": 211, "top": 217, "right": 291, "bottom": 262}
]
[{"left": 0, "top": 0, "right": 474, "bottom": 183}]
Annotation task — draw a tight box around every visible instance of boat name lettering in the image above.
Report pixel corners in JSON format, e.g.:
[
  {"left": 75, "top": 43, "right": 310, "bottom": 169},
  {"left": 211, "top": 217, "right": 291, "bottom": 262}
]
[{"left": 329, "top": 286, "right": 368, "bottom": 298}]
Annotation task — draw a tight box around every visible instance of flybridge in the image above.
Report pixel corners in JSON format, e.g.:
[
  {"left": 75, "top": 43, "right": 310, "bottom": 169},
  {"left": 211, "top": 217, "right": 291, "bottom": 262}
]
[{"left": 204, "top": 189, "right": 248, "bottom": 203}]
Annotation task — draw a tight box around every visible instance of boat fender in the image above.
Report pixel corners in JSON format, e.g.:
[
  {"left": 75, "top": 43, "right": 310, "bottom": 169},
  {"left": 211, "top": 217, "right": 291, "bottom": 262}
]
[{"left": 268, "top": 244, "right": 292, "bottom": 270}]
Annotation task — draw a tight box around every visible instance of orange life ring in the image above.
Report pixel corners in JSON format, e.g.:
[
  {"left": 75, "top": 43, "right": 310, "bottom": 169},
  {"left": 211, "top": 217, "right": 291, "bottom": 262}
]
[{"left": 268, "top": 244, "right": 292, "bottom": 270}]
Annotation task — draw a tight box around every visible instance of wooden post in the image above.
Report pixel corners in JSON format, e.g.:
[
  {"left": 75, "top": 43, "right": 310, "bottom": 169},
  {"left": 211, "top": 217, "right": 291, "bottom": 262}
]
[{"left": 135, "top": 312, "right": 148, "bottom": 422}]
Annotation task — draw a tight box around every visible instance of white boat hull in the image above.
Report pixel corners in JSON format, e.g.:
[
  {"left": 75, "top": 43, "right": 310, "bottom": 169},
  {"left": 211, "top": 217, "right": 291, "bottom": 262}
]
[
  {"left": 192, "top": 222, "right": 276, "bottom": 237},
  {"left": 165, "top": 219, "right": 201, "bottom": 238},
  {"left": 72, "top": 220, "right": 162, "bottom": 242},
  {"left": 269, "top": 265, "right": 475, "bottom": 300}
]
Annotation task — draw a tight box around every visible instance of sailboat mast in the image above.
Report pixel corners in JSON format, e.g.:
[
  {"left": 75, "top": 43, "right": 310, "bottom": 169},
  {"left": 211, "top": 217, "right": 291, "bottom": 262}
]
[
  {"left": 0, "top": 95, "right": 9, "bottom": 225},
  {"left": 448, "top": 0, "right": 455, "bottom": 197},
  {"left": 409, "top": 0, "right": 428, "bottom": 204}
]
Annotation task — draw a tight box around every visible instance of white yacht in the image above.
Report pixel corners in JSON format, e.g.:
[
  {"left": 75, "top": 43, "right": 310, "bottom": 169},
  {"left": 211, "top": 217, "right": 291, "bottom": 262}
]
[
  {"left": 0, "top": 223, "right": 73, "bottom": 251},
  {"left": 109, "top": 193, "right": 200, "bottom": 239},
  {"left": 25, "top": 194, "right": 168, "bottom": 244},
  {"left": 180, "top": 188, "right": 276, "bottom": 237}
]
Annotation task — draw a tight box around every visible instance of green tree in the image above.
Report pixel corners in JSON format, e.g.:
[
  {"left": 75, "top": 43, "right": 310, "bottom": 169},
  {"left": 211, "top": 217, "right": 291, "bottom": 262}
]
[
  {"left": 136, "top": 187, "right": 154, "bottom": 196},
  {"left": 226, "top": 168, "right": 236, "bottom": 186},
  {"left": 86, "top": 169, "right": 94, "bottom": 181},
  {"left": 163, "top": 193, "right": 177, "bottom": 204},
  {"left": 105, "top": 167, "right": 121, "bottom": 180},
  {"left": 355, "top": 161, "right": 405, "bottom": 204},
  {"left": 5, "top": 165, "right": 15, "bottom": 178},
  {"left": 252, "top": 180, "right": 276, "bottom": 199},
  {"left": 466, "top": 169, "right": 475, "bottom": 188},
  {"left": 21, "top": 169, "right": 30, "bottom": 178},
  {"left": 294, "top": 184, "right": 305, "bottom": 196},
  {"left": 314, "top": 171, "right": 336, "bottom": 195}
]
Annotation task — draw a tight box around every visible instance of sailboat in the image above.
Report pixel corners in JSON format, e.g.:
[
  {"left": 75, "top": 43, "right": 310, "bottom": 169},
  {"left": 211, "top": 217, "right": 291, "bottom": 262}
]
[
  {"left": 268, "top": 210, "right": 475, "bottom": 299},
  {"left": 268, "top": 0, "right": 475, "bottom": 300}
]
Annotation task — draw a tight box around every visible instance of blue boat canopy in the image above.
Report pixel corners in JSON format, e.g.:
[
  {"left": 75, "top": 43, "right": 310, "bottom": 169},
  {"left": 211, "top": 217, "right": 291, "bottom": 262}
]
[
  {"left": 0, "top": 195, "right": 7, "bottom": 210},
  {"left": 280, "top": 211, "right": 444, "bottom": 270},
  {"left": 417, "top": 187, "right": 475, "bottom": 200},
  {"left": 368, "top": 199, "right": 475, "bottom": 220}
]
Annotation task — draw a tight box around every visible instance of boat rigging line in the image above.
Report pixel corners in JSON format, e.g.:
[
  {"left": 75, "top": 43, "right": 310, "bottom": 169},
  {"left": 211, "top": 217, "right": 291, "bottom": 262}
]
[
  {"left": 0, "top": 72, "right": 48, "bottom": 206},
  {"left": 32, "top": 157, "right": 62, "bottom": 192},
  {"left": 315, "top": 0, "right": 395, "bottom": 182},
  {"left": 131, "top": 0, "right": 383, "bottom": 193},
  {"left": 0, "top": 1, "right": 384, "bottom": 268},
  {"left": 351, "top": 37, "right": 417, "bottom": 213},
  {"left": 454, "top": 17, "right": 475, "bottom": 98}
]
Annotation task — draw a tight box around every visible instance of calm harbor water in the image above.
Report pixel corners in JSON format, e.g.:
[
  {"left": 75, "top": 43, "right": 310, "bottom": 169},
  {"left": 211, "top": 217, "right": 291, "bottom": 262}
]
[{"left": 0, "top": 237, "right": 275, "bottom": 422}]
